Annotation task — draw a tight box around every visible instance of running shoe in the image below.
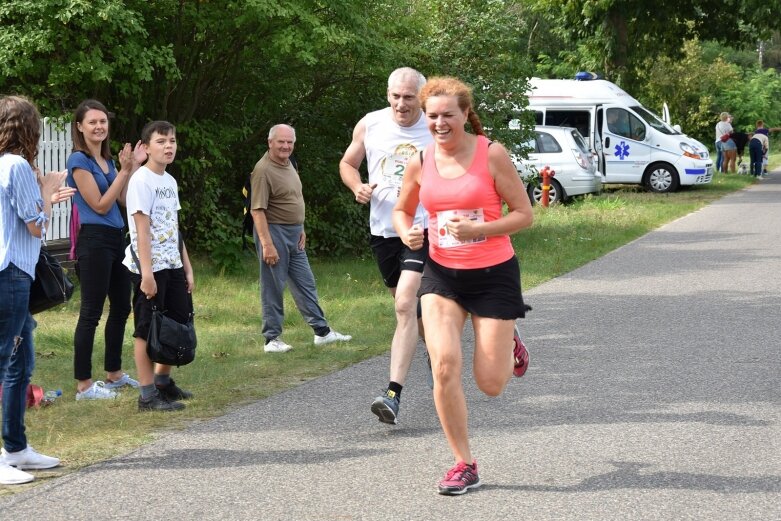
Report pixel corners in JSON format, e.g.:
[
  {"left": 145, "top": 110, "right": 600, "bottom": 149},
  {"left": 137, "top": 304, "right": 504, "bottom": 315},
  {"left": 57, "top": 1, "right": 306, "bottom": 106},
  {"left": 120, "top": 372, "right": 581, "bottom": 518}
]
[
  {"left": 370, "top": 390, "right": 400, "bottom": 425},
  {"left": 513, "top": 325, "right": 529, "bottom": 378},
  {"left": 437, "top": 460, "right": 481, "bottom": 495}
]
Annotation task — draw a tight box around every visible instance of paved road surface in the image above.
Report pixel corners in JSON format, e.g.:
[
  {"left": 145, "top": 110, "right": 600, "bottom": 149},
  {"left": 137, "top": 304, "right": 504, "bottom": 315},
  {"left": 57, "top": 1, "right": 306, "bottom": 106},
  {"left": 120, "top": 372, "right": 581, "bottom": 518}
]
[{"left": 2, "top": 175, "right": 780, "bottom": 520}]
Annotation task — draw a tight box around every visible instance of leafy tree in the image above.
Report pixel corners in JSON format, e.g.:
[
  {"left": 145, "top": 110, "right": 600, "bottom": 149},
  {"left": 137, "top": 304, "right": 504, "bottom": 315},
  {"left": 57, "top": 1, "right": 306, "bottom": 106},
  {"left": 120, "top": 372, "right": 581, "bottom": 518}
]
[
  {"left": 527, "top": 0, "right": 781, "bottom": 90},
  {"left": 412, "top": 0, "right": 535, "bottom": 147},
  {"left": 0, "top": 0, "right": 178, "bottom": 118}
]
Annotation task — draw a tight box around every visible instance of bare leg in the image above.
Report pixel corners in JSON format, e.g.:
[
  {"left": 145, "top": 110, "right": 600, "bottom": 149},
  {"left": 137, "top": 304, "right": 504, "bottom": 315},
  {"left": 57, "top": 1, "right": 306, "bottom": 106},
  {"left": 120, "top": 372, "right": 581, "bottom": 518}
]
[
  {"left": 471, "top": 316, "right": 515, "bottom": 396},
  {"left": 388, "top": 270, "right": 423, "bottom": 385},
  {"left": 423, "top": 294, "right": 472, "bottom": 463},
  {"left": 134, "top": 338, "right": 154, "bottom": 386}
]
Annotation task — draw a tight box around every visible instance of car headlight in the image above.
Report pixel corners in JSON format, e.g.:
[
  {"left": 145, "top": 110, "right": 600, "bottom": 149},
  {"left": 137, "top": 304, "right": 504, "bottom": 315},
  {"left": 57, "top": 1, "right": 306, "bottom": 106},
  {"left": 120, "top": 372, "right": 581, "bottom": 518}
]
[{"left": 679, "top": 143, "right": 700, "bottom": 159}]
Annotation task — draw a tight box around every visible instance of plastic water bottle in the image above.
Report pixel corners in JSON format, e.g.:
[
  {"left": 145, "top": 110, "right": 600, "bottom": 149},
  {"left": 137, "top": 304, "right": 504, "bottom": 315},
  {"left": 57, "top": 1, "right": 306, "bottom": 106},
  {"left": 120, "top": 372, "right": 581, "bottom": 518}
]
[{"left": 42, "top": 389, "right": 62, "bottom": 406}]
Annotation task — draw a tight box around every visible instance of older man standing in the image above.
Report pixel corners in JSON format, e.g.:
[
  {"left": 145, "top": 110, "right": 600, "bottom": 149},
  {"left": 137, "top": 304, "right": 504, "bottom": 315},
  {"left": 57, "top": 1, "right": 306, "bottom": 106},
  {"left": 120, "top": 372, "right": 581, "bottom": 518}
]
[
  {"left": 339, "top": 68, "right": 432, "bottom": 425},
  {"left": 251, "top": 124, "right": 351, "bottom": 353}
]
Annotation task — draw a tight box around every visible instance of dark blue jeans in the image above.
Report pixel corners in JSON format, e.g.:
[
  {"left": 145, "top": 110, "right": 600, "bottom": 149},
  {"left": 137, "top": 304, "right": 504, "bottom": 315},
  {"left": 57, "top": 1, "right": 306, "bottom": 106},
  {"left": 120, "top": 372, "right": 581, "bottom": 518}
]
[
  {"left": 0, "top": 263, "right": 35, "bottom": 453},
  {"left": 749, "top": 139, "right": 764, "bottom": 177},
  {"left": 73, "top": 225, "right": 131, "bottom": 380}
]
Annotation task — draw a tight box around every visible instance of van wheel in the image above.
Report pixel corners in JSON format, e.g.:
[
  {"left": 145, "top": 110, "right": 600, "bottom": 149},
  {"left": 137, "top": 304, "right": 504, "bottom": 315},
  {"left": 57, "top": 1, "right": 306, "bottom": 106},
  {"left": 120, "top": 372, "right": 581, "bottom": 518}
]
[
  {"left": 644, "top": 162, "right": 679, "bottom": 193},
  {"left": 527, "top": 178, "right": 565, "bottom": 205}
]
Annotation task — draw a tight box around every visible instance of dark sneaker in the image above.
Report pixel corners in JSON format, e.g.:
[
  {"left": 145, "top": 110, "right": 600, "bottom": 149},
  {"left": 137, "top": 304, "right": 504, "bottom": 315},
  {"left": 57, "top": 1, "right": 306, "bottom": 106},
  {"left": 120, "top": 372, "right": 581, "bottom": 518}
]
[
  {"left": 513, "top": 325, "right": 529, "bottom": 378},
  {"left": 138, "top": 391, "right": 185, "bottom": 412},
  {"left": 156, "top": 379, "right": 193, "bottom": 401},
  {"left": 370, "top": 390, "right": 400, "bottom": 425},
  {"left": 438, "top": 460, "right": 481, "bottom": 495}
]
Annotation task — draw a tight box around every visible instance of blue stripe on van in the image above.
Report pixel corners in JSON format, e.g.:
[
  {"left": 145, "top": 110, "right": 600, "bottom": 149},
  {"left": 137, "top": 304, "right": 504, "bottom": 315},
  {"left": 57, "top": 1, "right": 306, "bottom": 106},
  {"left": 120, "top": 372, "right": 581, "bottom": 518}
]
[{"left": 684, "top": 168, "right": 706, "bottom": 175}]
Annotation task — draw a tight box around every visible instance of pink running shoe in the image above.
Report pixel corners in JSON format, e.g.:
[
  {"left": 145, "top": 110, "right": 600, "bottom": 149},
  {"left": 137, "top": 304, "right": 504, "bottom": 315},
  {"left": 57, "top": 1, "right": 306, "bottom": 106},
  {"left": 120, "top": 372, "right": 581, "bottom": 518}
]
[
  {"left": 513, "top": 326, "right": 529, "bottom": 378},
  {"left": 438, "top": 460, "right": 481, "bottom": 495}
]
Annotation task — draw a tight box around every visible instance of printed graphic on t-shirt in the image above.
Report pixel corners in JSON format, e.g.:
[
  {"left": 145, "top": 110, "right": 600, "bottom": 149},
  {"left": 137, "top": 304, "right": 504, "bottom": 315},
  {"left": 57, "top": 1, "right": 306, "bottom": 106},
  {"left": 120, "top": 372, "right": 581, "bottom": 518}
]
[
  {"left": 147, "top": 191, "right": 180, "bottom": 271},
  {"left": 124, "top": 167, "right": 183, "bottom": 274},
  {"left": 379, "top": 143, "right": 419, "bottom": 196},
  {"left": 436, "top": 209, "right": 487, "bottom": 248}
]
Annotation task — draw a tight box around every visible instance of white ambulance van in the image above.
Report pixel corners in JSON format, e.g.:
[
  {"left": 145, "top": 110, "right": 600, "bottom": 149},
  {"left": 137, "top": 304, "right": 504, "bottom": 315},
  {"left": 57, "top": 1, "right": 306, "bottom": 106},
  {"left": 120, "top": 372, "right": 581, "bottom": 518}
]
[{"left": 527, "top": 75, "right": 713, "bottom": 193}]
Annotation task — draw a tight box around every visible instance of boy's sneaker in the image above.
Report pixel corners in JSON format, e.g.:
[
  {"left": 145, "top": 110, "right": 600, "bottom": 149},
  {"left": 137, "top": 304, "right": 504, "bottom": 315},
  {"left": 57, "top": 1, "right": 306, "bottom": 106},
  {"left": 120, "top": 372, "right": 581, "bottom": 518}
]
[
  {"left": 314, "top": 330, "right": 352, "bottom": 346},
  {"left": 156, "top": 379, "right": 193, "bottom": 401},
  {"left": 513, "top": 325, "right": 529, "bottom": 378},
  {"left": 437, "top": 460, "right": 481, "bottom": 495},
  {"left": 265, "top": 338, "right": 293, "bottom": 353},
  {"left": 75, "top": 381, "right": 118, "bottom": 401},
  {"left": 370, "top": 390, "right": 400, "bottom": 425},
  {"left": 138, "top": 390, "right": 185, "bottom": 412},
  {"left": 0, "top": 461, "right": 34, "bottom": 485},
  {"left": 103, "top": 373, "right": 140, "bottom": 390},
  {"left": 1, "top": 445, "right": 60, "bottom": 470}
]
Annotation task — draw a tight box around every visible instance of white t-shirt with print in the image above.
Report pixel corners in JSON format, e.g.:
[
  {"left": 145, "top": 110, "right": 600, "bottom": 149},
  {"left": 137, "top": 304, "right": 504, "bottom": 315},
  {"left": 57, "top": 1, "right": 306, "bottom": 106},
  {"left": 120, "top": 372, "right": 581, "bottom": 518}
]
[{"left": 123, "top": 165, "right": 183, "bottom": 274}]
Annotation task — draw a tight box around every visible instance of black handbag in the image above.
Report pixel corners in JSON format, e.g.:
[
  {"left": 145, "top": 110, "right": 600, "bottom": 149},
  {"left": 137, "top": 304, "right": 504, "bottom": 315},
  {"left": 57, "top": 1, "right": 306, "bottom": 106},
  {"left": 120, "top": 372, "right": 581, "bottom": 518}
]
[
  {"left": 29, "top": 249, "right": 75, "bottom": 314},
  {"left": 147, "top": 297, "right": 197, "bottom": 367}
]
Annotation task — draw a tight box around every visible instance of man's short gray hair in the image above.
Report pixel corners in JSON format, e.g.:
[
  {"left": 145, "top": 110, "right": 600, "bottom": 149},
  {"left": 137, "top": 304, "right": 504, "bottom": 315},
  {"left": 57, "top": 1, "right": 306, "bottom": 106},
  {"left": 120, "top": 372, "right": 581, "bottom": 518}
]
[
  {"left": 268, "top": 124, "right": 296, "bottom": 142},
  {"left": 387, "top": 67, "right": 426, "bottom": 91}
]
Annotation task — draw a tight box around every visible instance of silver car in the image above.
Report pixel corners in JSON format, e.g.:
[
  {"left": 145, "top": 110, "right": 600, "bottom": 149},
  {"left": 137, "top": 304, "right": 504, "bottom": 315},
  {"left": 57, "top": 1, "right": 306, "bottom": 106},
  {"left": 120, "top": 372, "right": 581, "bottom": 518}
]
[{"left": 513, "top": 125, "right": 602, "bottom": 204}]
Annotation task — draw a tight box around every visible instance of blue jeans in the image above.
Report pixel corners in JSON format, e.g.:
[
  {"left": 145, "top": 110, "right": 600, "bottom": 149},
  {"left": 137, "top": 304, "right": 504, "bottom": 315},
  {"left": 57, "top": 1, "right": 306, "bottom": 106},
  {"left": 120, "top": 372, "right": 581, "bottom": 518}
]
[
  {"left": 749, "top": 139, "right": 764, "bottom": 176},
  {"left": 715, "top": 140, "right": 723, "bottom": 172},
  {"left": 0, "top": 263, "right": 35, "bottom": 453},
  {"left": 254, "top": 224, "right": 329, "bottom": 341}
]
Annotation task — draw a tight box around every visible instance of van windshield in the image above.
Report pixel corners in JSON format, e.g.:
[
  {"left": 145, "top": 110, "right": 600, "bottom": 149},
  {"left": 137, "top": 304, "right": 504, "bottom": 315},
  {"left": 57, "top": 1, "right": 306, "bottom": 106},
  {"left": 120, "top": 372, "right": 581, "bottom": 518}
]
[{"left": 631, "top": 105, "right": 681, "bottom": 135}]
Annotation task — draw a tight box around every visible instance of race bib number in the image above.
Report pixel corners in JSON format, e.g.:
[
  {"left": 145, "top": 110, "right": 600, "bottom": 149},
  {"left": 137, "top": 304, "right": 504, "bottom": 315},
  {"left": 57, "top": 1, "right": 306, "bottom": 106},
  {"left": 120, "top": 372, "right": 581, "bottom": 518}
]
[
  {"left": 379, "top": 144, "right": 418, "bottom": 195},
  {"left": 436, "top": 209, "right": 486, "bottom": 248}
]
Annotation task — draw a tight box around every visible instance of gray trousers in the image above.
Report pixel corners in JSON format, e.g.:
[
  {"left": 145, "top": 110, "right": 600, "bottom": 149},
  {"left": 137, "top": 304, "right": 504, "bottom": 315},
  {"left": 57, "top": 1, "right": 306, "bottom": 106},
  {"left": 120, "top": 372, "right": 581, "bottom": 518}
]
[{"left": 254, "top": 224, "right": 328, "bottom": 341}]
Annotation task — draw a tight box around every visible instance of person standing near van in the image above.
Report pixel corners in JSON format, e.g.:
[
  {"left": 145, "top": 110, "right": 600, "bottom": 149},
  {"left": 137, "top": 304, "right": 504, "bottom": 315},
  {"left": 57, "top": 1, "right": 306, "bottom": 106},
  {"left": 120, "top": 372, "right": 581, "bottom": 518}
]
[
  {"left": 339, "top": 67, "right": 432, "bottom": 425},
  {"left": 67, "top": 100, "right": 144, "bottom": 400},
  {"left": 715, "top": 112, "right": 733, "bottom": 173},
  {"left": 749, "top": 122, "right": 769, "bottom": 178}
]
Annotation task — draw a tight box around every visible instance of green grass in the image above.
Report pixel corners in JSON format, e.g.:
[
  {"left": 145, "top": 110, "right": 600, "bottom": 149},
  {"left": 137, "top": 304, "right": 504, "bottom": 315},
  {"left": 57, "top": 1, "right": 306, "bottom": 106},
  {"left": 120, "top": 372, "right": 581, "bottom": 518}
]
[{"left": 7, "top": 167, "right": 769, "bottom": 494}]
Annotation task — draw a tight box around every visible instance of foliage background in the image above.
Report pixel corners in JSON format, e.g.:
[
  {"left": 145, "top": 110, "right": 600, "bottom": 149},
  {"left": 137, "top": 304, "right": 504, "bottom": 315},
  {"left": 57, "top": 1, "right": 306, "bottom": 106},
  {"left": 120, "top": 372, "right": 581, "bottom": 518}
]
[{"left": 1, "top": 0, "right": 779, "bottom": 269}]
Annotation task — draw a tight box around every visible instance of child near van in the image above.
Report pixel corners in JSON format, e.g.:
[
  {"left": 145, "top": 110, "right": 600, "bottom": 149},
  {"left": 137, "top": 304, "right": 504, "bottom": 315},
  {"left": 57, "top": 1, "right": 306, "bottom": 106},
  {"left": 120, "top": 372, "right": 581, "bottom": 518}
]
[{"left": 123, "top": 121, "right": 195, "bottom": 411}]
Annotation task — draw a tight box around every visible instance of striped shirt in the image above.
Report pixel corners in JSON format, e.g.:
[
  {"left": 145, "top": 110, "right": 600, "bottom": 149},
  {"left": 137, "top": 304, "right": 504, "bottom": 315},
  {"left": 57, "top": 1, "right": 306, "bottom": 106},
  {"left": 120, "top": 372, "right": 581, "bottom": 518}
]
[{"left": 0, "top": 153, "right": 44, "bottom": 278}]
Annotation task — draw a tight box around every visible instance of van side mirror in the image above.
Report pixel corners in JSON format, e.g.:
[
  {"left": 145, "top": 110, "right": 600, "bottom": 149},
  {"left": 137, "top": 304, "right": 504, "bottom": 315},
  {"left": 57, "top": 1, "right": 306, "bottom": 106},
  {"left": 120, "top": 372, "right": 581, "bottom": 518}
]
[{"left": 673, "top": 124, "right": 681, "bottom": 132}]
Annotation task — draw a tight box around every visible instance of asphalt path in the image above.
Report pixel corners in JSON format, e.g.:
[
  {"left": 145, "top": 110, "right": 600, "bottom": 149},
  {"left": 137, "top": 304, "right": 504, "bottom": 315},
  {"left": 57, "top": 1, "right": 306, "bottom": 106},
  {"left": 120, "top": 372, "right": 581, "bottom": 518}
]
[{"left": 2, "top": 174, "right": 780, "bottom": 520}]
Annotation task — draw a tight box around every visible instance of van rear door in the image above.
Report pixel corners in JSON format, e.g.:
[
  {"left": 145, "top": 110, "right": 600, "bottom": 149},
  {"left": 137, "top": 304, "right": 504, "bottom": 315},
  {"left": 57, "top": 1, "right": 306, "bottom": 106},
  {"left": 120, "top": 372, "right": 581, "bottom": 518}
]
[{"left": 600, "top": 105, "right": 651, "bottom": 183}]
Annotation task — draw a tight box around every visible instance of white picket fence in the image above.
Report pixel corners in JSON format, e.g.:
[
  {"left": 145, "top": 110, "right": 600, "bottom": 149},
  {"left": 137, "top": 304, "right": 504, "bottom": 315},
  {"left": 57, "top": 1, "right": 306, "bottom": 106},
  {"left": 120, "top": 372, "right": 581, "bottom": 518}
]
[{"left": 37, "top": 118, "right": 72, "bottom": 242}]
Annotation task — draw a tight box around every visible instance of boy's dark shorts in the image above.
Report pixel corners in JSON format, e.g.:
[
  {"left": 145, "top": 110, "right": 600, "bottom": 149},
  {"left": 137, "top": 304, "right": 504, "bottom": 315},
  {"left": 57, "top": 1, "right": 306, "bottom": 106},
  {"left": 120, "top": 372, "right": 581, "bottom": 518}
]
[
  {"left": 130, "top": 268, "right": 191, "bottom": 339},
  {"left": 370, "top": 232, "right": 429, "bottom": 288},
  {"left": 418, "top": 256, "right": 530, "bottom": 320}
]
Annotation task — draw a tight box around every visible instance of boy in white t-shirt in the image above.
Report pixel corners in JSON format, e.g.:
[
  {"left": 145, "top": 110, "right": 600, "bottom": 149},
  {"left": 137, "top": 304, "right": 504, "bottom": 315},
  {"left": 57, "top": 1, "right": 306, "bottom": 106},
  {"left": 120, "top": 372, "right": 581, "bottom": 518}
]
[{"left": 123, "top": 121, "right": 195, "bottom": 411}]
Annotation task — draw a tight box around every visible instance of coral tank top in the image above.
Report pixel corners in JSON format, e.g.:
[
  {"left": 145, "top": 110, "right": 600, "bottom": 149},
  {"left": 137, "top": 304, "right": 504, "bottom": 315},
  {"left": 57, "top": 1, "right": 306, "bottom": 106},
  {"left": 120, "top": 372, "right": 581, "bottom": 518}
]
[{"left": 419, "top": 135, "right": 515, "bottom": 269}]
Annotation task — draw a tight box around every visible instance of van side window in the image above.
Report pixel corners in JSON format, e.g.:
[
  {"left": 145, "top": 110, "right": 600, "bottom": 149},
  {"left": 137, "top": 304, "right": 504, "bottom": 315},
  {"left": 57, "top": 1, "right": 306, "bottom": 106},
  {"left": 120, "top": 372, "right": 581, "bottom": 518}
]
[
  {"left": 606, "top": 108, "right": 645, "bottom": 141},
  {"left": 535, "top": 132, "right": 562, "bottom": 153},
  {"left": 544, "top": 110, "right": 590, "bottom": 140},
  {"left": 534, "top": 111, "right": 544, "bottom": 125}
]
